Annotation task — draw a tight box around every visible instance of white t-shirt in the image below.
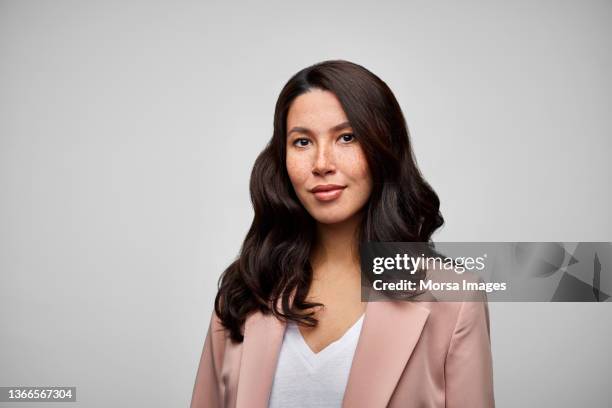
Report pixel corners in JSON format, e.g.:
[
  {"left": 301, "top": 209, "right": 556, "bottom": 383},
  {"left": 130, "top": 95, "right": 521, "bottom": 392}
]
[{"left": 268, "top": 314, "right": 365, "bottom": 408}]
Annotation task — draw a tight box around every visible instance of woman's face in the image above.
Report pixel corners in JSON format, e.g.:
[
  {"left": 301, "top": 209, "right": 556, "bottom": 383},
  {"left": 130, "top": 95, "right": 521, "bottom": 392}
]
[{"left": 285, "top": 89, "right": 373, "bottom": 225}]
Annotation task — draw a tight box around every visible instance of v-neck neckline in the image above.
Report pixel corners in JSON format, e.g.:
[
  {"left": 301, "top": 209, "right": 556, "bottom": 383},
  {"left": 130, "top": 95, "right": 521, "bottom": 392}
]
[{"left": 287, "top": 313, "right": 365, "bottom": 370}]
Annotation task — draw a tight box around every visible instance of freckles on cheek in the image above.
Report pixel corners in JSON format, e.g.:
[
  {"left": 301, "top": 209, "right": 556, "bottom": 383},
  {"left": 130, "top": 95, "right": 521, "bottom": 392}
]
[{"left": 286, "top": 157, "right": 310, "bottom": 185}]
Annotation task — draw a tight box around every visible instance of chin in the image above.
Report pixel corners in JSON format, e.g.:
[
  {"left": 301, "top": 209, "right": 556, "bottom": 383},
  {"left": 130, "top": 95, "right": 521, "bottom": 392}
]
[
  {"left": 310, "top": 209, "right": 358, "bottom": 225},
  {"left": 313, "top": 216, "right": 347, "bottom": 225}
]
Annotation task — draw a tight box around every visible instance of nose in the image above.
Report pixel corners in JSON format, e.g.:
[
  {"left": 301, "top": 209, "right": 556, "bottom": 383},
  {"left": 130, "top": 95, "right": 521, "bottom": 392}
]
[{"left": 312, "top": 143, "right": 336, "bottom": 176}]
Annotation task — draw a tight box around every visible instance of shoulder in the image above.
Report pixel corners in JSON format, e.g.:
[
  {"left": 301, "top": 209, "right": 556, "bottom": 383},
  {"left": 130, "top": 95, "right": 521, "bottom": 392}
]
[
  {"left": 413, "top": 267, "right": 491, "bottom": 336},
  {"left": 207, "top": 308, "right": 259, "bottom": 350},
  {"left": 205, "top": 309, "right": 232, "bottom": 359}
]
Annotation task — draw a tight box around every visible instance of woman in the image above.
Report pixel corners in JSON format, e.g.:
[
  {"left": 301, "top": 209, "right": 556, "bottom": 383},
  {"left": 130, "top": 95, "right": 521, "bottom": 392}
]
[{"left": 191, "top": 60, "right": 495, "bottom": 408}]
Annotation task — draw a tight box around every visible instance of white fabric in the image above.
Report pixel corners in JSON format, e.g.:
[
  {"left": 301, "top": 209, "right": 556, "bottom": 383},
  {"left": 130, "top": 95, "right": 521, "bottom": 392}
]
[{"left": 268, "top": 314, "right": 365, "bottom": 408}]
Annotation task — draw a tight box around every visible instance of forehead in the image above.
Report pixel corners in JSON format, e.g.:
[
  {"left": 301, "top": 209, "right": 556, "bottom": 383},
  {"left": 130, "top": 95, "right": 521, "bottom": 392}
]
[{"left": 286, "top": 89, "right": 349, "bottom": 131}]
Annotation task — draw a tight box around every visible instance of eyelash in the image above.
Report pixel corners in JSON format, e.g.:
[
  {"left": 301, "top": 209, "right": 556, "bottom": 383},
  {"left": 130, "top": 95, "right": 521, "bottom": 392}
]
[{"left": 293, "top": 133, "right": 356, "bottom": 147}]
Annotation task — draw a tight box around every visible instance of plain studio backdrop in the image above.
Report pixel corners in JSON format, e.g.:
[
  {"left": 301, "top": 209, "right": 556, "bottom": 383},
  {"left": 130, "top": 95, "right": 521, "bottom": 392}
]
[{"left": 1, "top": 1, "right": 610, "bottom": 407}]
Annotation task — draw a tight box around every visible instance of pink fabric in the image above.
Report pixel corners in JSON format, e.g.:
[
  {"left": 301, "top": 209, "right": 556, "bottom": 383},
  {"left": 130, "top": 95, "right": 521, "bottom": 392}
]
[{"left": 190, "top": 294, "right": 495, "bottom": 408}]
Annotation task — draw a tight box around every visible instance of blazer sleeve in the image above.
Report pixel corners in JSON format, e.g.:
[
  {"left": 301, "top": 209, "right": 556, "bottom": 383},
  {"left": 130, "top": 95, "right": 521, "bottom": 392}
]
[
  {"left": 190, "top": 310, "right": 225, "bottom": 408},
  {"left": 444, "top": 294, "right": 495, "bottom": 408}
]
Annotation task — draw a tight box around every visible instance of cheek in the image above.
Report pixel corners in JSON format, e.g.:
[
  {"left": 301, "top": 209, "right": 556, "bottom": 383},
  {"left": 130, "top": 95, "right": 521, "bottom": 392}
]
[
  {"left": 342, "top": 148, "right": 371, "bottom": 179},
  {"left": 286, "top": 153, "right": 310, "bottom": 187},
  {"left": 344, "top": 149, "right": 373, "bottom": 201}
]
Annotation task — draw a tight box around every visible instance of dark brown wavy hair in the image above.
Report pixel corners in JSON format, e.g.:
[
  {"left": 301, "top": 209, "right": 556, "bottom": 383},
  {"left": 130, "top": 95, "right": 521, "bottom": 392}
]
[{"left": 214, "top": 60, "right": 444, "bottom": 342}]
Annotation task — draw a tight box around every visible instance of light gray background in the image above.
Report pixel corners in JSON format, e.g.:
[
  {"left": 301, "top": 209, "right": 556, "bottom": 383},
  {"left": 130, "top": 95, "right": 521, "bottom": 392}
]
[{"left": 1, "top": 0, "right": 610, "bottom": 407}]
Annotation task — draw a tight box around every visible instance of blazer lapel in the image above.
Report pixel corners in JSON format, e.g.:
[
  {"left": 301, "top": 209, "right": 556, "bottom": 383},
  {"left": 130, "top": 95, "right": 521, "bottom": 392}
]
[
  {"left": 235, "top": 291, "right": 430, "bottom": 408},
  {"left": 342, "top": 298, "right": 431, "bottom": 407}
]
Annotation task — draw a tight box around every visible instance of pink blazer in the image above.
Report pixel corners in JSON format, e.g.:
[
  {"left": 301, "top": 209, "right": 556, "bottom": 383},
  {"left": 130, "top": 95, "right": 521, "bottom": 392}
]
[{"left": 190, "top": 292, "right": 495, "bottom": 408}]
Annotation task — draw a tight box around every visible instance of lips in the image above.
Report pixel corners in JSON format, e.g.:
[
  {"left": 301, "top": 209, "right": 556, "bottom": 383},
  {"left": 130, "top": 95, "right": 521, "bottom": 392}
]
[{"left": 310, "top": 184, "right": 346, "bottom": 202}]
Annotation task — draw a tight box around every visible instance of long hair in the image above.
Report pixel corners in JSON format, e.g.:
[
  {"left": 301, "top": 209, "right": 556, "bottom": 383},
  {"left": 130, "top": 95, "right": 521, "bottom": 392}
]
[{"left": 214, "top": 60, "right": 444, "bottom": 342}]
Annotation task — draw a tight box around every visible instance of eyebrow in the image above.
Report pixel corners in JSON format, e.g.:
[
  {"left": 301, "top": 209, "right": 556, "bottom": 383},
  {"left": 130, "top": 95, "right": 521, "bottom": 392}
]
[{"left": 287, "top": 121, "right": 352, "bottom": 137}]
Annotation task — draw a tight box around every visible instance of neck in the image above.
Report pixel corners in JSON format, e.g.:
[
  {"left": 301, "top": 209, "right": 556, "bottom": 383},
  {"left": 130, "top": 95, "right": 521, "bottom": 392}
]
[{"left": 310, "top": 211, "right": 363, "bottom": 281}]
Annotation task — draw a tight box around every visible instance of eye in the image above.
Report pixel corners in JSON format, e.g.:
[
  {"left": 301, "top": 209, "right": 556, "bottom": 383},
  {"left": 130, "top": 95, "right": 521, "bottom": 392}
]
[
  {"left": 339, "top": 133, "right": 355, "bottom": 143},
  {"left": 293, "top": 138, "right": 310, "bottom": 147}
]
